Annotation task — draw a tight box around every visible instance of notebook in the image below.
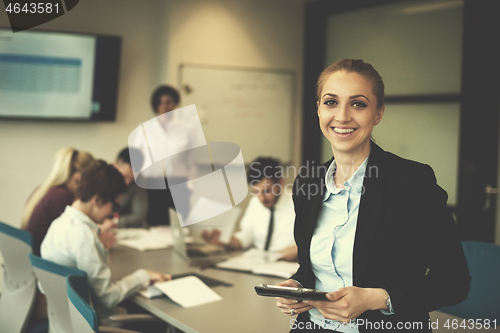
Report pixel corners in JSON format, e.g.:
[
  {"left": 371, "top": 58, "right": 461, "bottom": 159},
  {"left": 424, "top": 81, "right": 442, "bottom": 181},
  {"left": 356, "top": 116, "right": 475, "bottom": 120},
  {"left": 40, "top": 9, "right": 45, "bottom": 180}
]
[{"left": 138, "top": 272, "right": 232, "bottom": 299}]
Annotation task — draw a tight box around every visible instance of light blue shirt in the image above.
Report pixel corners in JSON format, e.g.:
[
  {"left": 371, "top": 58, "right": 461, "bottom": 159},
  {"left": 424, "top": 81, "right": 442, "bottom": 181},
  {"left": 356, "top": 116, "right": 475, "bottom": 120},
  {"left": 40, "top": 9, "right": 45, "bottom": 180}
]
[
  {"left": 308, "top": 155, "right": 394, "bottom": 331},
  {"left": 308, "top": 156, "right": 368, "bottom": 332}
]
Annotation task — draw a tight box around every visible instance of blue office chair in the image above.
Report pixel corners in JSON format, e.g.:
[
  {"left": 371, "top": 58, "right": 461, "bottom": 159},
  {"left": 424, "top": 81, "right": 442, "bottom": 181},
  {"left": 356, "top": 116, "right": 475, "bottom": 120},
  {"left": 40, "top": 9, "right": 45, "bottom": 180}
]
[
  {"left": 66, "top": 275, "right": 140, "bottom": 333},
  {"left": 0, "top": 221, "right": 39, "bottom": 333},
  {"left": 29, "top": 253, "right": 87, "bottom": 333},
  {"left": 439, "top": 241, "right": 500, "bottom": 321}
]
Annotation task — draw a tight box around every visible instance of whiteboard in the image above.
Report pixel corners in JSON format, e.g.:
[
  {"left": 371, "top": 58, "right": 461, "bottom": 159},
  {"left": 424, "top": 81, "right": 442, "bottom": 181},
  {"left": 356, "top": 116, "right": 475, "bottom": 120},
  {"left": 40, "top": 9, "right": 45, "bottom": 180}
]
[{"left": 179, "top": 64, "right": 295, "bottom": 164}]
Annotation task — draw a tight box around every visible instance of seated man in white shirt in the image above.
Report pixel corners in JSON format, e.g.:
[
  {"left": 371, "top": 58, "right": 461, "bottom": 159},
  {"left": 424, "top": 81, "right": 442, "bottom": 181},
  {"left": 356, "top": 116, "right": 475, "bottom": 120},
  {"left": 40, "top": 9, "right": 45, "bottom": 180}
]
[
  {"left": 202, "top": 157, "right": 297, "bottom": 261},
  {"left": 41, "top": 160, "right": 170, "bottom": 331}
]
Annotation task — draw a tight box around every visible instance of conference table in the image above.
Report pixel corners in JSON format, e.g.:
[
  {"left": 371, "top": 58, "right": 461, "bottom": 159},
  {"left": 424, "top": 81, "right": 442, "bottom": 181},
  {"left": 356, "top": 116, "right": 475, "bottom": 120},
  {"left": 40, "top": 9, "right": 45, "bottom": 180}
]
[{"left": 109, "top": 245, "right": 295, "bottom": 333}]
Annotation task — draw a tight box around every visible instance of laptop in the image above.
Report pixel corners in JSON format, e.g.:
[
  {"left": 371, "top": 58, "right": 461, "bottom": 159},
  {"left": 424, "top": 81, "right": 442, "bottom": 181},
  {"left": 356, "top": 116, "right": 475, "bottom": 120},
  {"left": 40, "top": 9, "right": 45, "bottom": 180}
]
[{"left": 170, "top": 208, "right": 231, "bottom": 263}]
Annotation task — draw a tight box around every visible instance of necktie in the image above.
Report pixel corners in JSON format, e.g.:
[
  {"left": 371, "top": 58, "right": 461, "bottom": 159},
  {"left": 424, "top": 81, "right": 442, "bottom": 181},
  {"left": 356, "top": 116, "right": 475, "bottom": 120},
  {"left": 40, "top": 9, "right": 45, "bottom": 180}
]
[{"left": 264, "top": 207, "right": 275, "bottom": 251}]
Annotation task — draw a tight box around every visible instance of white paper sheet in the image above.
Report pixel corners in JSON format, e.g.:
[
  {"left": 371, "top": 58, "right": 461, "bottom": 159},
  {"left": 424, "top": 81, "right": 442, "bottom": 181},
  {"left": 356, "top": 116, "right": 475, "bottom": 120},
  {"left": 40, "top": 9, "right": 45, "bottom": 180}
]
[
  {"left": 216, "top": 248, "right": 298, "bottom": 278},
  {"left": 153, "top": 276, "right": 222, "bottom": 308},
  {"left": 117, "top": 226, "right": 173, "bottom": 251},
  {"left": 138, "top": 285, "right": 164, "bottom": 299},
  {"left": 216, "top": 248, "right": 279, "bottom": 270},
  {"left": 251, "top": 261, "right": 299, "bottom": 278}
]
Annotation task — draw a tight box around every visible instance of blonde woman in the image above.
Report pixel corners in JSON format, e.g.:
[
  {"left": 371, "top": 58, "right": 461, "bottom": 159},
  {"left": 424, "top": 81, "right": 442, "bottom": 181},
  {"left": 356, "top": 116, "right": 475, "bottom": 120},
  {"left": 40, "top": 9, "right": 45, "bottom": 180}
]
[
  {"left": 276, "top": 59, "right": 470, "bottom": 332},
  {"left": 22, "top": 147, "right": 94, "bottom": 255}
]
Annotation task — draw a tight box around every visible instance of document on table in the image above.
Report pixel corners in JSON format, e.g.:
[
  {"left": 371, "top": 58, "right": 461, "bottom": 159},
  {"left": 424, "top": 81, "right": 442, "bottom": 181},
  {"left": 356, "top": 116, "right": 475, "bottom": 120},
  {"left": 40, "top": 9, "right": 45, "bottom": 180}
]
[
  {"left": 138, "top": 284, "right": 164, "bottom": 299},
  {"left": 117, "top": 226, "right": 173, "bottom": 251},
  {"left": 251, "top": 261, "right": 300, "bottom": 278},
  {"left": 147, "top": 276, "right": 222, "bottom": 308},
  {"left": 215, "top": 248, "right": 299, "bottom": 278}
]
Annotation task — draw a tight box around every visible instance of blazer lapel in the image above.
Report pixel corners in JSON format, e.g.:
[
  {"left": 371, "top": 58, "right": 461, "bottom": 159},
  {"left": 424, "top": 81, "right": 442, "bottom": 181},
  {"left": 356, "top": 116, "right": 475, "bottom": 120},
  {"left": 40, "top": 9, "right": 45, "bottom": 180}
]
[
  {"left": 304, "top": 175, "right": 326, "bottom": 249},
  {"left": 352, "top": 143, "right": 386, "bottom": 286},
  {"left": 301, "top": 158, "right": 329, "bottom": 286}
]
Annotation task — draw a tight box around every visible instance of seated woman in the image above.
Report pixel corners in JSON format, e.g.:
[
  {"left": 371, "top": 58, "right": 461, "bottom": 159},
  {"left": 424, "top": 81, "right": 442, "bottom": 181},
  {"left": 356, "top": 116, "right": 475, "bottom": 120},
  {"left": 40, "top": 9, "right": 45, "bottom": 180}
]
[
  {"left": 22, "top": 147, "right": 94, "bottom": 255},
  {"left": 41, "top": 160, "right": 171, "bottom": 329}
]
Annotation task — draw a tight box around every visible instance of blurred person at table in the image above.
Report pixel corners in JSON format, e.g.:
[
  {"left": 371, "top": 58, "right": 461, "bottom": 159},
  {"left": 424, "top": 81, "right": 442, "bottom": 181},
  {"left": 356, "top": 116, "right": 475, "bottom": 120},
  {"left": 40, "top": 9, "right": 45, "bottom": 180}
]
[
  {"left": 202, "top": 157, "right": 297, "bottom": 261},
  {"left": 41, "top": 160, "right": 171, "bottom": 331},
  {"left": 104, "top": 147, "right": 148, "bottom": 228},
  {"left": 22, "top": 147, "right": 95, "bottom": 255}
]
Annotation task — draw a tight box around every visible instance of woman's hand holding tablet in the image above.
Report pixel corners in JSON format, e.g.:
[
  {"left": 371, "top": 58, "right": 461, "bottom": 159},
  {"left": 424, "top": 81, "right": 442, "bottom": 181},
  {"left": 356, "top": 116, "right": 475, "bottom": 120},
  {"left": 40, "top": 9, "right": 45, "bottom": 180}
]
[
  {"left": 255, "top": 284, "right": 328, "bottom": 301},
  {"left": 260, "top": 279, "right": 315, "bottom": 316}
]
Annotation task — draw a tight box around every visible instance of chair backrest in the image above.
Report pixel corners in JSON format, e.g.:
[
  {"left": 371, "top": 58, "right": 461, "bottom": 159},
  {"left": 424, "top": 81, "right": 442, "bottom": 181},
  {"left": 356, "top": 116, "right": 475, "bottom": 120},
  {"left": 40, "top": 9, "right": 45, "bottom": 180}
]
[
  {"left": 439, "top": 241, "right": 500, "bottom": 321},
  {"left": 0, "top": 221, "right": 38, "bottom": 333},
  {"left": 29, "top": 253, "right": 86, "bottom": 333},
  {"left": 67, "top": 275, "right": 98, "bottom": 333}
]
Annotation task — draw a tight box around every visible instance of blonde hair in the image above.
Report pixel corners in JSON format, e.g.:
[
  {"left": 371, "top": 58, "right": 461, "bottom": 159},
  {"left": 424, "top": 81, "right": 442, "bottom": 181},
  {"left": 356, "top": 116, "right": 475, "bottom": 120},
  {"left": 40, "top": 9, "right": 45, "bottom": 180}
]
[
  {"left": 317, "top": 59, "right": 385, "bottom": 109},
  {"left": 21, "top": 147, "right": 94, "bottom": 229}
]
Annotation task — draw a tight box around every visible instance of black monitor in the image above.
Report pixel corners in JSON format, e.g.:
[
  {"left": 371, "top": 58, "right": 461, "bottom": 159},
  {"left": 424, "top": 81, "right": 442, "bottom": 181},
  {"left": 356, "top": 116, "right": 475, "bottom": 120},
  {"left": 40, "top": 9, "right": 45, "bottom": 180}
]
[{"left": 0, "top": 28, "right": 121, "bottom": 121}]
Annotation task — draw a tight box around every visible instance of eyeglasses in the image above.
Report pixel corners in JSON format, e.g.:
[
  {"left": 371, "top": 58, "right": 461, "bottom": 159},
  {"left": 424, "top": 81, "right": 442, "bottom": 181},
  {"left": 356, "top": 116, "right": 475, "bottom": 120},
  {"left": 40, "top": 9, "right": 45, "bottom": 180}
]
[{"left": 111, "top": 201, "right": 121, "bottom": 213}]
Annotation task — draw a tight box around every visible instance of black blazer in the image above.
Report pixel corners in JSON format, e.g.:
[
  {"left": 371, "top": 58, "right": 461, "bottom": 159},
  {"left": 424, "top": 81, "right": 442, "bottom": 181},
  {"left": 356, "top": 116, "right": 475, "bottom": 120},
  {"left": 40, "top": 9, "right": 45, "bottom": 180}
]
[{"left": 291, "top": 142, "right": 470, "bottom": 332}]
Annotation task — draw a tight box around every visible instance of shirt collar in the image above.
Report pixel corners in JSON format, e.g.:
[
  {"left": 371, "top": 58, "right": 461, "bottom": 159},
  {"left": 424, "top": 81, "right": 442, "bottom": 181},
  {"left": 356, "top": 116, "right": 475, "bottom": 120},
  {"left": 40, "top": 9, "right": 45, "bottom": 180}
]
[
  {"left": 274, "top": 187, "right": 291, "bottom": 209},
  {"left": 64, "top": 205, "right": 101, "bottom": 233},
  {"left": 324, "top": 154, "right": 370, "bottom": 201}
]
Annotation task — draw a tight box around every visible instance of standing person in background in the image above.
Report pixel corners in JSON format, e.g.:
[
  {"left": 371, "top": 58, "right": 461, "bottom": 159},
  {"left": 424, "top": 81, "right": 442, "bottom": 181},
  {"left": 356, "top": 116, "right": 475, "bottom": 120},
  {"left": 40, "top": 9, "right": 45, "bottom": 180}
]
[
  {"left": 22, "top": 147, "right": 94, "bottom": 256},
  {"left": 276, "top": 59, "right": 470, "bottom": 332},
  {"left": 203, "top": 157, "right": 297, "bottom": 261},
  {"left": 131, "top": 85, "right": 196, "bottom": 225},
  {"left": 108, "top": 147, "right": 148, "bottom": 228}
]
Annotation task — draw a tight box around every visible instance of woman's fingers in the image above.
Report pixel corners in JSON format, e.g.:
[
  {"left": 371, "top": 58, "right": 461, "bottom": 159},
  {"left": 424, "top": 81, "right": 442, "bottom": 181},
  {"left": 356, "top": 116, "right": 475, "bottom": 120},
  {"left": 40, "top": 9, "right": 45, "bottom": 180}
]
[
  {"left": 276, "top": 279, "right": 301, "bottom": 288},
  {"left": 275, "top": 296, "right": 300, "bottom": 304},
  {"left": 274, "top": 280, "right": 310, "bottom": 315},
  {"left": 276, "top": 298, "right": 313, "bottom": 315},
  {"left": 302, "top": 287, "right": 377, "bottom": 322},
  {"left": 279, "top": 303, "right": 314, "bottom": 316}
]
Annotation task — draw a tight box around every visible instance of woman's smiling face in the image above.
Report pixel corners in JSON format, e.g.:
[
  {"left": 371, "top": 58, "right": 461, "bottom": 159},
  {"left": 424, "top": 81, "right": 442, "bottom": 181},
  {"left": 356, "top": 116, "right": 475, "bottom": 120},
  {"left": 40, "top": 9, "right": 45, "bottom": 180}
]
[{"left": 317, "top": 70, "right": 384, "bottom": 158}]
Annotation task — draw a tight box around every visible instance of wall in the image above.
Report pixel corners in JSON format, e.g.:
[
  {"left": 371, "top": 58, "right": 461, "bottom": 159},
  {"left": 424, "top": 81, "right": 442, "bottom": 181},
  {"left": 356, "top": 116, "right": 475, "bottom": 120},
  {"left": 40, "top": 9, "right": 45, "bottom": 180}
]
[
  {"left": 163, "top": 0, "right": 304, "bottom": 168},
  {"left": 321, "top": 0, "right": 463, "bottom": 205},
  {"left": 497, "top": 108, "right": 500, "bottom": 246},
  {"left": 0, "top": 0, "right": 305, "bottom": 227}
]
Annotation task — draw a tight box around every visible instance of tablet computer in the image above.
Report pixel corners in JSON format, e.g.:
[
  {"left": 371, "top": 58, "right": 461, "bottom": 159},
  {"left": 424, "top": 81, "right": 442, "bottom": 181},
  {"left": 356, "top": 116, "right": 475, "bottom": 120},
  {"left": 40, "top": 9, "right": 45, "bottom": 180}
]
[{"left": 254, "top": 284, "right": 328, "bottom": 301}]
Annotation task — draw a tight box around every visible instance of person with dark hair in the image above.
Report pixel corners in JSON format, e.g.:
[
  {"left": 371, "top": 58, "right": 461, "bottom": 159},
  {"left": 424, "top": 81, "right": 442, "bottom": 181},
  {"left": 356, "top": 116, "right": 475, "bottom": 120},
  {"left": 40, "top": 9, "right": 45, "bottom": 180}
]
[
  {"left": 202, "top": 157, "right": 297, "bottom": 261},
  {"left": 41, "top": 160, "right": 171, "bottom": 330},
  {"left": 109, "top": 147, "right": 149, "bottom": 228},
  {"left": 275, "top": 59, "right": 470, "bottom": 332},
  {"left": 130, "top": 84, "right": 196, "bottom": 226},
  {"left": 150, "top": 85, "right": 180, "bottom": 114},
  {"left": 247, "top": 156, "right": 283, "bottom": 187}
]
